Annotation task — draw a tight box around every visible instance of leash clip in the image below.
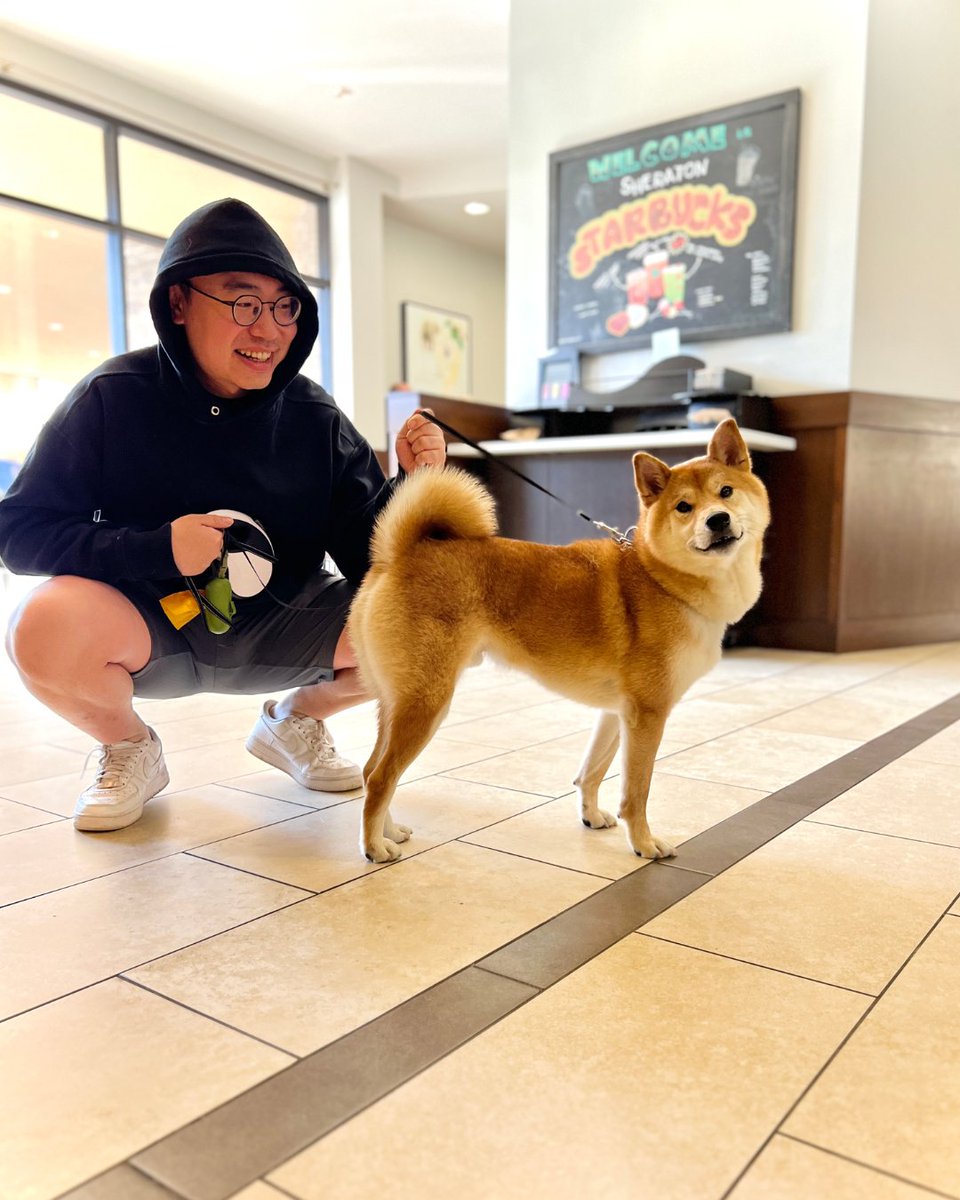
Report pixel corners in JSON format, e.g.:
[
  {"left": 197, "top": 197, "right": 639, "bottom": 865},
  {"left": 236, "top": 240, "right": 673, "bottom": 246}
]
[{"left": 592, "top": 520, "right": 636, "bottom": 547}]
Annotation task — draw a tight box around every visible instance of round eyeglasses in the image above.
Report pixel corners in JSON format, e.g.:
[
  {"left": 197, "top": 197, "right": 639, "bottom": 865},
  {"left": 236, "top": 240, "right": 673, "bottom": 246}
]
[{"left": 184, "top": 282, "right": 301, "bottom": 327}]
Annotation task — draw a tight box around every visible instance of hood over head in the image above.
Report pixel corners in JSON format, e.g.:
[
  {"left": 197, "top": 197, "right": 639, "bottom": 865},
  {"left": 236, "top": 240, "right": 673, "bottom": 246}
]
[{"left": 148, "top": 198, "right": 320, "bottom": 403}]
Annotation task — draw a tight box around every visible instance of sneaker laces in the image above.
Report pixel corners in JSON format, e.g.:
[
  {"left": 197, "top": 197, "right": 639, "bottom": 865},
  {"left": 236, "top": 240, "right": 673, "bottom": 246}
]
[
  {"left": 288, "top": 714, "right": 342, "bottom": 763},
  {"left": 81, "top": 738, "right": 149, "bottom": 790}
]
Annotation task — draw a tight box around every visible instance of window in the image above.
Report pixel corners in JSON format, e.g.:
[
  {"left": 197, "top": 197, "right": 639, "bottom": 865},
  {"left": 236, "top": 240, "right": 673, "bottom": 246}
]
[
  {"left": 118, "top": 135, "right": 320, "bottom": 276},
  {"left": 0, "top": 202, "right": 111, "bottom": 463},
  {"left": 0, "top": 81, "right": 330, "bottom": 476},
  {"left": 0, "top": 89, "right": 107, "bottom": 219},
  {"left": 122, "top": 234, "right": 164, "bottom": 354}
]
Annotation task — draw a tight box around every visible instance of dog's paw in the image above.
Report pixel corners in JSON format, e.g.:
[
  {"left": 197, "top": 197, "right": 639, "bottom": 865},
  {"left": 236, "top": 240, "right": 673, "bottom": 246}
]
[
  {"left": 384, "top": 820, "right": 413, "bottom": 844},
  {"left": 363, "top": 838, "right": 403, "bottom": 864},
  {"left": 581, "top": 808, "right": 618, "bottom": 830},
  {"left": 633, "top": 835, "right": 677, "bottom": 860}
]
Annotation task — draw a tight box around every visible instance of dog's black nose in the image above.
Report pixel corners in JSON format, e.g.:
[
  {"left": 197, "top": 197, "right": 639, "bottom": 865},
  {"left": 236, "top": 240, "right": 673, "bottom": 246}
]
[{"left": 707, "top": 511, "right": 731, "bottom": 533}]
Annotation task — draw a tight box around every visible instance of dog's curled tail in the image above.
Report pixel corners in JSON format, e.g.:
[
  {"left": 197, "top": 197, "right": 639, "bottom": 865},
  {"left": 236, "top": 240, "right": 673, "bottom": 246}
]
[{"left": 370, "top": 466, "right": 498, "bottom": 567}]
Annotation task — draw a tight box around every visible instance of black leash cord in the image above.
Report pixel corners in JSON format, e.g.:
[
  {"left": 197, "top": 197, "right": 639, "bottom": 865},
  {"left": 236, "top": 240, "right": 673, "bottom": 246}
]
[
  {"left": 424, "top": 413, "right": 598, "bottom": 528},
  {"left": 425, "top": 412, "right": 633, "bottom": 545}
]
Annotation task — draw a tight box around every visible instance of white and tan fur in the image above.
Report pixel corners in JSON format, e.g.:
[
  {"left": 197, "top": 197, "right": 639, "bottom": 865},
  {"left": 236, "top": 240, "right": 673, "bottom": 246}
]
[{"left": 347, "top": 419, "right": 770, "bottom": 863}]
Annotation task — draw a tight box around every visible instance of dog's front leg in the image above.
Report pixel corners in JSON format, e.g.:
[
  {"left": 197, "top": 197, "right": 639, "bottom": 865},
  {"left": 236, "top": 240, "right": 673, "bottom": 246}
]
[
  {"left": 574, "top": 710, "right": 620, "bottom": 829},
  {"left": 618, "top": 705, "right": 676, "bottom": 859}
]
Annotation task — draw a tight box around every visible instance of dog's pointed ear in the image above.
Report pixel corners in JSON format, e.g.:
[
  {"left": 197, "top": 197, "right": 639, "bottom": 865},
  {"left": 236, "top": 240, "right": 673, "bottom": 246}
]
[
  {"left": 633, "top": 452, "right": 672, "bottom": 506},
  {"left": 708, "top": 418, "right": 751, "bottom": 470}
]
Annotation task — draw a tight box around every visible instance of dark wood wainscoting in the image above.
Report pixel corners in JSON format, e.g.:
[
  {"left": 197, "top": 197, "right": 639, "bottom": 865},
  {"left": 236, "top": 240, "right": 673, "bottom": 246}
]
[{"left": 749, "top": 392, "right": 960, "bottom": 652}]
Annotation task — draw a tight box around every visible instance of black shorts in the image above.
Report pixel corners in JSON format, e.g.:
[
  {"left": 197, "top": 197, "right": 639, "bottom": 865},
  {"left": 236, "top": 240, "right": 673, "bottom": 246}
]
[{"left": 118, "top": 569, "right": 357, "bottom": 699}]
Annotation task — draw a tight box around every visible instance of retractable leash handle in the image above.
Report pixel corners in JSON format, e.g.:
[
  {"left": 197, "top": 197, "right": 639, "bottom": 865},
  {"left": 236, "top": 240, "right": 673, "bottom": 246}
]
[{"left": 424, "top": 413, "right": 634, "bottom": 546}]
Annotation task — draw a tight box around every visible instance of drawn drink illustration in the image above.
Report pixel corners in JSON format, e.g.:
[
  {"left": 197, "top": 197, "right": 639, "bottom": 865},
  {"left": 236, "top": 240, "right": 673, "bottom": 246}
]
[
  {"left": 662, "top": 263, "right": 686, "bottom": 305},
  {"left": 643, "top": 251, "right": 669, "bottom": 300}
]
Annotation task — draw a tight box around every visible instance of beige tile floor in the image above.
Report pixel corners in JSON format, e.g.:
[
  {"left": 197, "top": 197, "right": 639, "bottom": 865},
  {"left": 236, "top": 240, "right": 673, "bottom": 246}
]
[{"left": 1, "top": 568, "right": 959, "bottom": 1199}]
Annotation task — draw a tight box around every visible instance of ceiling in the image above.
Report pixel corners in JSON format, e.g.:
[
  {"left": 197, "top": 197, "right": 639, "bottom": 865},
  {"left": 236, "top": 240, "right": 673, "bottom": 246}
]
[{"left": 0, "top": 0, "right": 509, "bottom": 254}]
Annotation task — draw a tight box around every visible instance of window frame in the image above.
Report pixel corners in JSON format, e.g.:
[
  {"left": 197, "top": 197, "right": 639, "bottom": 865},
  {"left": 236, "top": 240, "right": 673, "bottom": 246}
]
[{"left": 0, "top": 78, "right": 332, "bottom": 387}]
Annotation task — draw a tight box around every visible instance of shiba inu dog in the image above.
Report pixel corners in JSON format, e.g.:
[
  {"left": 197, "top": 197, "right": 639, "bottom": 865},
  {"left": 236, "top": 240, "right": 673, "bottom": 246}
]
[{"left": 348, "top": 418, "right": 770, "bottom": 864}]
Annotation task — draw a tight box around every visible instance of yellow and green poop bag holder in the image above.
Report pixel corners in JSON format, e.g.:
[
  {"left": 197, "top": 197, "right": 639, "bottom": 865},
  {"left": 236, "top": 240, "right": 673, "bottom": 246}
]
[
  {"left": 160, "top": 545, "right": 237, "bottom": 634},
  {"left": 160, "top": 512, "right": 276, "bottom": 635},
  {"left": 204, "top": 552, "right": 237, "bottom": 634}
]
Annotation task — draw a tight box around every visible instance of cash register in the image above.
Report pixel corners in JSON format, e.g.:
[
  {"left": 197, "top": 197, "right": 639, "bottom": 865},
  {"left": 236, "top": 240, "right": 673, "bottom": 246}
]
[{"left": 517, "top": 350, "right": 769, "bottom": 436}]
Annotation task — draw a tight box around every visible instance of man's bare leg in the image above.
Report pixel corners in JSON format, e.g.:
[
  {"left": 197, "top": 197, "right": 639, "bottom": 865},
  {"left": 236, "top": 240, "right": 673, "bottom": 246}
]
[
  {"left": 6, "top": 576, "right": 165, "bottom": 831},
  {"left": 273, "top": 625, "right": 369, "bottom": 721},
  {"left": 5, "top": 576, "right": 152, "bottom": 744},
  {"left": 247, "top": 624, "right": 368, "bottom": 791}
]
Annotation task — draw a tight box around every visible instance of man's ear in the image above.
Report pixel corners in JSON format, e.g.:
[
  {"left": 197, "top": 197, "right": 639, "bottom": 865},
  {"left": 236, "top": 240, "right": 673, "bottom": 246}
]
[
  {"left": 633, "top": 452, "right": 672, "bottom": 506},
  {"left": 708, "top": 418, "right": 751, "bottom": 470},
  {"left": 169, "top": 283, "right": 187, "bottom": 326}
]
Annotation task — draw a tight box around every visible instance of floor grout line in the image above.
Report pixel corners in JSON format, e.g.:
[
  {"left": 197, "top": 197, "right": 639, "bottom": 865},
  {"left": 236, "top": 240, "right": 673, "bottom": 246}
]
[
  {"left": 119, "top": 976, "right": 300, "bottom": 1060},
  {"left": 635, "top": 931, "right": 880, "bottom": 997},
  {"left": 771, "top": 1134, "right": 960, "bottom": 1200}
]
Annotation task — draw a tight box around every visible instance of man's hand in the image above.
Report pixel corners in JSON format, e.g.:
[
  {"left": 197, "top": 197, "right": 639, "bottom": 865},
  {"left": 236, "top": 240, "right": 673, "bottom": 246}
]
[
  {"left": 171, "top": 513, "right": 234, "bottom": 576},
  {"left": 395, "top": 409, "right": 446, "bottom": 474}
]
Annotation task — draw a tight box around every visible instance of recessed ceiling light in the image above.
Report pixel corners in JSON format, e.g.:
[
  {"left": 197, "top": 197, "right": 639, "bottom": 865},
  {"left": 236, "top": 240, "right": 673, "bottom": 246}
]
[
  {"left": 464, "top": 201, "right": 491, "bottom": 216},
  {"left": 43, "top": 229, "right": 61, "bottom": 240},
  {"left": 0, "top": 283, "right": 12, "bottom": 295},
  {"left": 48, "top": 322, "right": 64, "bottom": 332}
]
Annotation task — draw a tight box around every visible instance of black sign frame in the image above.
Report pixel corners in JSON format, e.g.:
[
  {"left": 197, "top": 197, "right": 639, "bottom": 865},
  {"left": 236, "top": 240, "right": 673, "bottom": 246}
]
[{"left": 547, "top": 90, "right": 801, "bottom": 356}]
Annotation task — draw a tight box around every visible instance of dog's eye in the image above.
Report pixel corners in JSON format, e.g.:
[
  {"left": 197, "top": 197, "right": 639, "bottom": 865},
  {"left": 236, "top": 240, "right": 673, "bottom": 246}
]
[
  {"left": 719, "top": 485, "right": 733, "bottom": 499},
  {"left": 676, "top": 500, "right": 693, "bottom": 514}
]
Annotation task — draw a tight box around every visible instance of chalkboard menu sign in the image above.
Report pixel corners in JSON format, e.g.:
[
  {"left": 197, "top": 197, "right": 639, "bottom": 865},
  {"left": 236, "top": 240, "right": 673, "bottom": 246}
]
[{"left": 548, "top": 90, "right": 800, "bottom": 354}]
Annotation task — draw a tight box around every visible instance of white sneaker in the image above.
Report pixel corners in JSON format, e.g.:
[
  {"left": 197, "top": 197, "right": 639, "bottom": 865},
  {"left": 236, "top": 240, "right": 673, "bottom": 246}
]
[
  {"left": 74, "top": 727, "right": 169, "bottom": 832},
  {"left": 245, "top": 701, "right": 363, "bottom": 791}
]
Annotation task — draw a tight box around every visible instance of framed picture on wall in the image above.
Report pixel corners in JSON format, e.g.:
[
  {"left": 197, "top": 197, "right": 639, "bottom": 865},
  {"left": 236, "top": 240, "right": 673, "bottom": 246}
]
[
  {"left": 401, "top": 300, "right": 472, "bottom": 398},
  {"left": 548, "top": 89, "right": 801, "bottom": 355}
]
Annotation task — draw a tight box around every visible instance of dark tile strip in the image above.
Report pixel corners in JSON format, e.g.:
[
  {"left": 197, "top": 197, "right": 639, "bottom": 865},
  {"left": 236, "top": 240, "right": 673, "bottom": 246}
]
[
  {"left": 477, "top": 860, "right": 708, "bottom": 990},
  {"left": 61, "top": 690, "right": 960, "bottom": 1200},
  {"left": 129, "top": 968, "right": 535, "bottom": 1200},
  {"left": 58, "top": 1164, "right": 183, "bottom": 1199}
]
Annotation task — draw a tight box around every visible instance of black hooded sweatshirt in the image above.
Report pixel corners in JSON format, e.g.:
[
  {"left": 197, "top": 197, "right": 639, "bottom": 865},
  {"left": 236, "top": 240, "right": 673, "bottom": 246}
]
[{"left": 0, "top": 198, "right": 395, "bottom": 599}]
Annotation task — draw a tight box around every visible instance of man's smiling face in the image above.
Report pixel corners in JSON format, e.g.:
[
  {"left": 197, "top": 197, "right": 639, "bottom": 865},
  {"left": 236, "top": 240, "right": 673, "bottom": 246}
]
[{"left": 170, "top": 271, "right": 298, "bottom": 399}]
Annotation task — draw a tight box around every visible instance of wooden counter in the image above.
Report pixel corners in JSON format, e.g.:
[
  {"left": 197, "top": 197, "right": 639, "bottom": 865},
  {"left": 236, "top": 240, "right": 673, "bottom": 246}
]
[{"left": 749, "top": 391, "right": 960, "bottom": 652}]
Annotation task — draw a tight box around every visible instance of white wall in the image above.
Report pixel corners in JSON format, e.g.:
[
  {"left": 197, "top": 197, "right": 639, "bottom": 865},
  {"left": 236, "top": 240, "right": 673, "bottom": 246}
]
[
  {"left": 383, "top": 217, "right": 506, "bottom": 412},
  {"left": 849, "top": 0, "right": 960, "bottom": 402},
  {"left": 506, "top": 0, "right": 871, "bottom": 408},
  {"left": 329, "top": 157, "right": 397, "bottom": 445}
]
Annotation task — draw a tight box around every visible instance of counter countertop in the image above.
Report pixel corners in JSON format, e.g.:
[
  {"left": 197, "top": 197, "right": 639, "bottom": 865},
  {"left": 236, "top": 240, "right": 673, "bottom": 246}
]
[{"left": 445, "top": 427, "right": 796, "bottom": 458}]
